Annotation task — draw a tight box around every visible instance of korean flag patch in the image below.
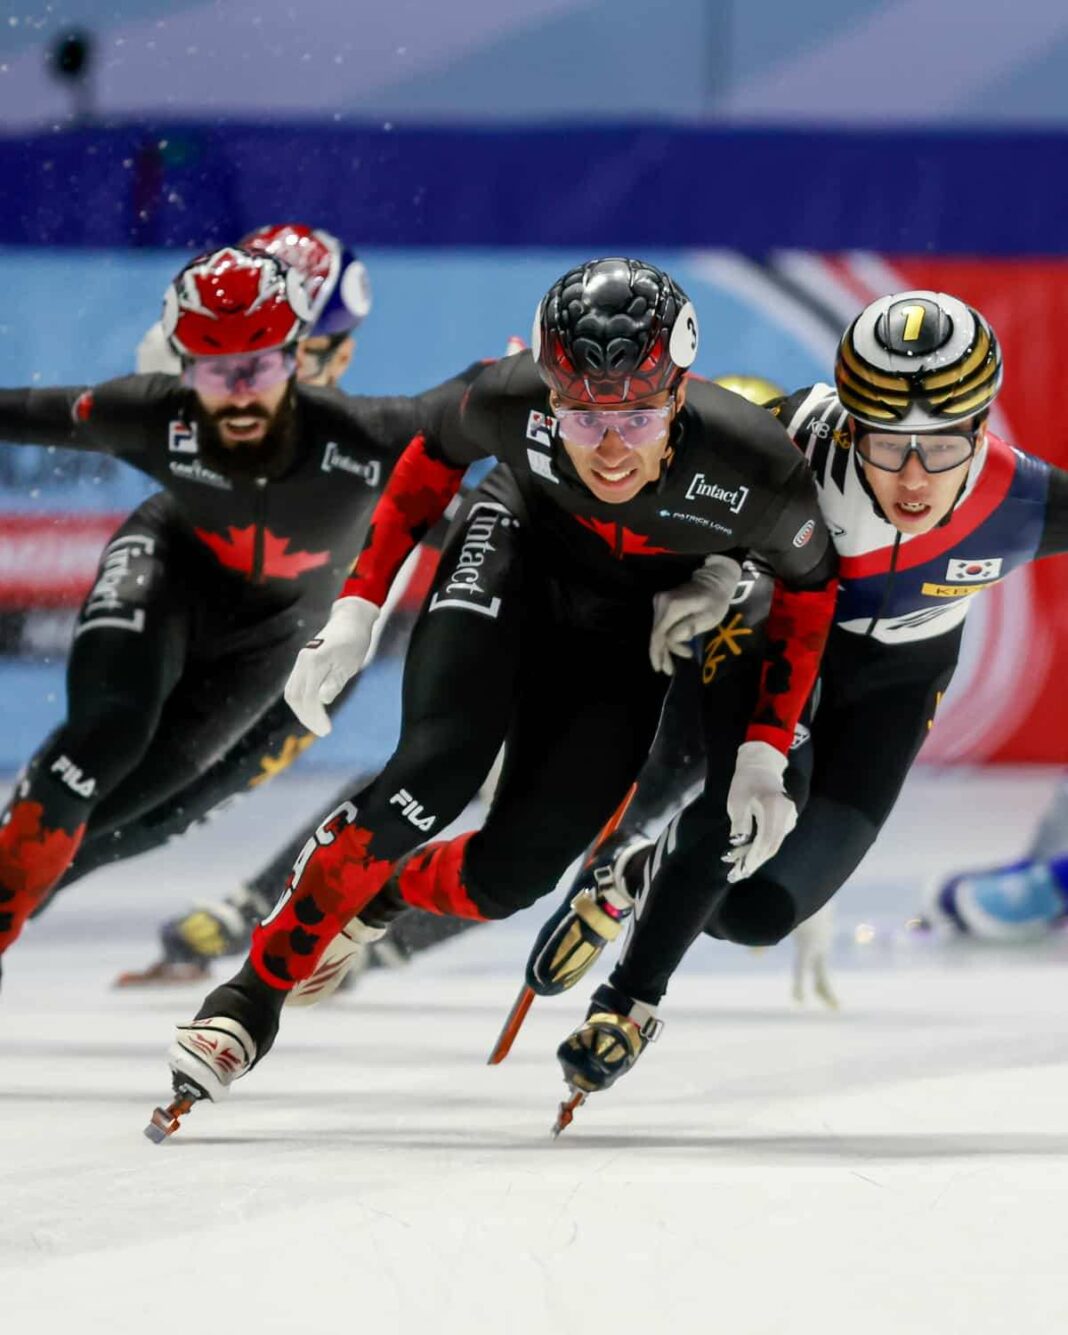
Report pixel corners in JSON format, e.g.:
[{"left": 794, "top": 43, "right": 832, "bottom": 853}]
[{"left": 945, "top": 557, "right": 1002, "bottom": 583}]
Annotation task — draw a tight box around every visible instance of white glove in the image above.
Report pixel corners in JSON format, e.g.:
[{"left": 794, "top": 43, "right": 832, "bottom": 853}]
[
  {"left": 649, "top": 555, "right": 741, "bottom": 675},
  {"left": 284, "top": 596, "right": 380, "bottom": 737},
  {"left": 722, "top": 740, "right": 797, "bottom": 883}
]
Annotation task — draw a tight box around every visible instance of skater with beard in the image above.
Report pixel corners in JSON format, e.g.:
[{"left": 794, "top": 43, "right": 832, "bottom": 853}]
[
  {"left": 40, "top": 223, "right": 447, "bottom": 982},
  {"left": 0, "top": 244, "right": 475, "bottom": 988}
]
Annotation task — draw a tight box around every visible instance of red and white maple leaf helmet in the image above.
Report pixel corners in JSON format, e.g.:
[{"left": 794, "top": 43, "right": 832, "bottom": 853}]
[
  {"left": 239, "top": 223, "right": 372, "bottom": 337},
  {"left": 162, "top": 246, "right": 313, "bottom": 358}
]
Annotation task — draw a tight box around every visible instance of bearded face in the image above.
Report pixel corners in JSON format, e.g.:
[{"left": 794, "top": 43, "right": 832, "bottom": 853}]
[{"left": 191, "top": 379, "right": 300, "bottom": 482}]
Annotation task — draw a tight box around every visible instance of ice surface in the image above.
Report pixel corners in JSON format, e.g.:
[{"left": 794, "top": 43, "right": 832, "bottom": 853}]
[{"left": 3, "top": 767, "right": 1067, "bottom": 1335}]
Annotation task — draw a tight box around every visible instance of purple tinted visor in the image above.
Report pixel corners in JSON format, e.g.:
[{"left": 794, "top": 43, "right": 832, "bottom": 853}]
[
  {"left": 181, "top": 347, "right": 295, "bottom": 396},
  {"left": 554, "top": 399, "right": 674, "bottom": 450}
]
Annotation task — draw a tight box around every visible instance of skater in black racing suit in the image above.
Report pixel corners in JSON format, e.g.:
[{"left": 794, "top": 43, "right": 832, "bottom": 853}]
[
  {"left": 41, "top": 225, "right": 473, "bottom": 985},
  {"left": 156, "top": 257, "right": 838, "bottom": 1127},
  {"left": 0, "top": 245, "right": 475, "bottom": 984}
]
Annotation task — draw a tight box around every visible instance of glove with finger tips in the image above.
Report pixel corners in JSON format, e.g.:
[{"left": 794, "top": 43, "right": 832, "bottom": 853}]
[
  {"left": 722, "top": 740, "right": 797, "bottom": 883},
  {"left": 284, "top": 596, "right": 380, "bottom": 737},
  {"left": 649, "top": 555, "right": 741, "bottom": 676}
]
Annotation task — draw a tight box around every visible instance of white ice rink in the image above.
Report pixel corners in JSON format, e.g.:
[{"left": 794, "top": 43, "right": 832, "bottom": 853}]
[{"left": 3, "top": 767, "right": 1068, "bottom": 1335}]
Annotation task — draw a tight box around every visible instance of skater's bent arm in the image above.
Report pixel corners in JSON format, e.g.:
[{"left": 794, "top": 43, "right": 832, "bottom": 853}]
[
  {"left": 413, "top": 359, "right": 493, "bottom": 428},
  {"left": 341, "top": 370, "right": 501, "bottom": 606},
  {"left": 340, "top": 431, "right": 481, "bottom": 607},
  {"left": 746, "top": 461, "right": 838, "bottom": 755},
  {"left": 355, "top": 360, "right": 492, "bottom": 463},
  {"left": 1035, "top": 464, "right": 1068, "bottom": 560}
]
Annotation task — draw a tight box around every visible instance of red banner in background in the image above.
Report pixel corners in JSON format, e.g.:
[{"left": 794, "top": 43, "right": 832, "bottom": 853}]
[
  {"left": 891, "top": 259, "right": 1068, "bottom": 763},
  {"left": 782, "top": 256, "right": 1068, "bottom": 762},
  {"left": 0, "top": 513, "right": 122, "bottom": 607}
]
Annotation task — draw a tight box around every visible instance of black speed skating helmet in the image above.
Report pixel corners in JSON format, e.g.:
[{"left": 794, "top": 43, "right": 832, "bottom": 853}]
[
  {"left": 835, "top": 290, "right": 1003, "bottom": 430},
  {"left": 533, "top": 257, "right": 699, "bottom": 404}
]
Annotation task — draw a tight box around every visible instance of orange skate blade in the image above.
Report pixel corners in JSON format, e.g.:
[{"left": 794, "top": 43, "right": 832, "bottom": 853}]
[
  {"left": 115, "top": 960, "right": 211, "bottom": 988},
  {"left": 551, "top": 1089, "right": 587, "bottom": 1138},
  {"left": 487, "top": 985, "right": 535, "bottom": 1065},
  {"left": 144, "top": 1095, "right": 195, "bottom": 1144}
]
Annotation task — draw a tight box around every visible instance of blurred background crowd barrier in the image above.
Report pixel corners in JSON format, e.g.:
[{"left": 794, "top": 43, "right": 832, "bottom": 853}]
[{"left": 1, "top": 0, "right": 1066, "bottom": 772}]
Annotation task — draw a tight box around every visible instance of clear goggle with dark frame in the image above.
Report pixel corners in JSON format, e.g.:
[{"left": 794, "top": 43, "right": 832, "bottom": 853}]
[
  {"left": 855, "top": 427, "right": 980, "bottom": 474},
  {"left": 181, "top": 347, "right": 296, "bottom": 396},
  {"left": 553, "top": 396, "right": 676, "bottom": 451}
]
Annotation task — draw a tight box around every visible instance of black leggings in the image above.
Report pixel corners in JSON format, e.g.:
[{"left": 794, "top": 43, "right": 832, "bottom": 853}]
[
  {"left": 611, "top": 607, "right": 960, "bottom": 1006},
  {"left": 4, "top": 494, "right": 315, "bottom": 936},
  {"left": 359, "top": 467, "right": 671, "bottom": 918},
  {"left": 248, "top": 466, "right": 672, "bottom": 989},
  {"left": 50, "top": 530, "right": 429, "bottom": 899},
  {"left": 708, "top": 631, "right": 956, "bottom": 946}
]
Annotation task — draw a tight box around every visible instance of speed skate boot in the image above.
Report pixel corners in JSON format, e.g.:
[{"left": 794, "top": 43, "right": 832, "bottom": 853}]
[
  {"left": 929, "top": 859, "right": 1068, "bottom": 941},
  {"left": 527, "top": 834, "right": 650, "bottom": 996},
  {"left": 117, "top": 882, "right": 275, "bottom": 987},
  {"left": 552, "top": 982, "right": 662, "bottom": 1135},
  {"left": 285, "top": 915, "right": 387, "bottom": 1007},
  {"left": 145, "top": 961, "right": 283, "bottom": 1142}
]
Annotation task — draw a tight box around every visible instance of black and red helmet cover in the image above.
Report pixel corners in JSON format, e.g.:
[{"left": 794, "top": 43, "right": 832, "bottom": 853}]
[{"left": 533, "top": 257, "right": 699, "bottom": 404}]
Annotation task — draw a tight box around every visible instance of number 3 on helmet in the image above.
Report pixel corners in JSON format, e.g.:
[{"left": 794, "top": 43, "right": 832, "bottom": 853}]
[{"left": 532, "top": 257, "right": 700, "bottom": 405}]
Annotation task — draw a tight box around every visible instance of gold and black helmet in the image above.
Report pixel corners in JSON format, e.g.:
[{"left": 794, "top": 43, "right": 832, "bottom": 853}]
[
  {"left": 712, "top": 374, "right": 786, "bottom": 407},
  {"left": 835, "top": 291, "right": 1002, "bottom": 430}
]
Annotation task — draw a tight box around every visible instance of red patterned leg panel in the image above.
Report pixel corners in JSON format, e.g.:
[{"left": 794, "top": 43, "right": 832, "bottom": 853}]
[
  {"left": 249, "top": 817, "right": 396, "bottom": 990},
  {"left": 0, "top": 801, "right": 86, "bottom": 951},
  {"left": 396, "top": 832, "right": 487, "bottom": 919}
]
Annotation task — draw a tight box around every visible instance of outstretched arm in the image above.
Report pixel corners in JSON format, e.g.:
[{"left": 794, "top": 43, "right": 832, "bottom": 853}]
[{"left": 0, "top": 375, "right": 168, "bottom": 456}]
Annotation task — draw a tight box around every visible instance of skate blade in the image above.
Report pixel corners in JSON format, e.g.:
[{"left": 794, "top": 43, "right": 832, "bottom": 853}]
[
  {"left": 813, "top": 968, "right": 840, "bottom": 1011},
  {"left": 487, "top": 984, "right": 535, "bottom": 1065},
  {"left": 115, "top": 960, "right": 211, "bottom": 988},
  {"left": 551, "top": 1088, "right": 587, "bottom": 1138},
  {"left": 144, "top": 1095, "right": 197, "bottom": 1144}
]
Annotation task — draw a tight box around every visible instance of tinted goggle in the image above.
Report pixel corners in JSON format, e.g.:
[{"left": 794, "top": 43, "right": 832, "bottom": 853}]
[
  {"left": 855, "top": 428, "right": 979, "bottom": 474},
  {"left": 181, "top": 347, "right": 296, "bottom": 396},
  {"left": 554, "top": 397, "right": 675, "bottom": 450}
]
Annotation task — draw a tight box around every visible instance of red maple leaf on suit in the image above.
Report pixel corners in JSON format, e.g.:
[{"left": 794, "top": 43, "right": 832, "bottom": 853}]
[
  {"left": 574, "top": 515, "right": 673, "bottom": 556},
  {"left": 0, "top": 801, "right": 85, "bottom": 897},
  {"left": 194, "top": 526, "right": 330, "bottom": 579}
]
